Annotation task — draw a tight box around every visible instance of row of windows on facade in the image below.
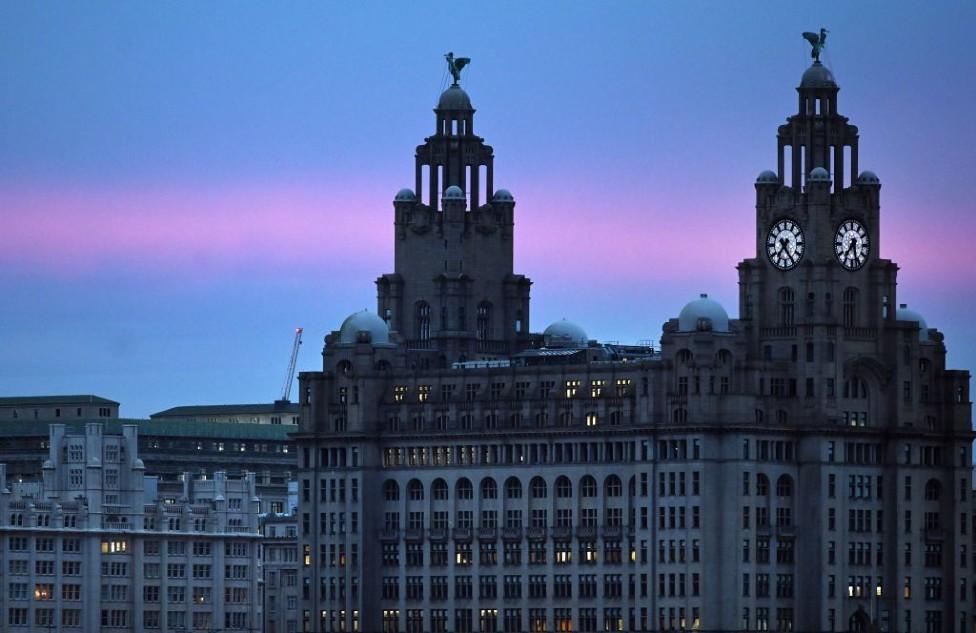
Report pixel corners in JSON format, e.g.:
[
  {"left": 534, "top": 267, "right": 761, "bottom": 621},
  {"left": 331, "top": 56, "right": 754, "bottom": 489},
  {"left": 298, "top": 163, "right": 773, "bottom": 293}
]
[
  {"left": 343, "top": 607, "right": 957, "bottom": 633},
  {"left": 7, "top": 406, "right": 113, "bottom": 419},
  {"left": 756, "top": 286, "right": 866, "bottom": 328},
  {"left": 373, "top": 533, "right": 701, "bottom": 566},
  {"left": 371, "top": 607, "right": 695, "bottom": 633},
  {"left": 380, "top": 439, "right": 692, "bottom": 470},
  {"left": 13, "top": 582, "right": 249, "bottom": 604},
  {"left": 390, "top": 379, "right": 636, "bottom": 404},
  {"left": 379, "top": 438, "right": 807, "bottom": 470},
  {"left": 382, "top": 473, "right": 672, "bottom": 502},
  {"left": 5, "top": 608, "right": 251, "bottom": 630},
  {"left": 410, "top": 301, "right": 517, "bottom": 342},
  {"left": 379, "top": 409, "right": 631, "bottom": 434},
  {"left": 793, "top": 539, "right": 969, "bottom": 570},
  {"left": 142, "top": 438, "right": 290, "bottom": 454},
  {"left": 381, "top": 505, "right": 702, "bottom": 532},
  {"left": 5, "top": 536, "right": 247, "bottom": 555},
  {"left": 4, "top": 557, "right": 253, "bottom": 579},
  {"left": 311, "top": 537, "right": 709, "bottom": 570},
  {"left": 379, "top": 571, "right": 708, "bottom": 602}
]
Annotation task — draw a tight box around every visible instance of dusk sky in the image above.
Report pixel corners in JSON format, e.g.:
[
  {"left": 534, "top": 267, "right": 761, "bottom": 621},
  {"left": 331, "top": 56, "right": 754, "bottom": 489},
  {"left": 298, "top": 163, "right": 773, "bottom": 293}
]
[{"left": 1, "top": 2, "right": 974, "bottom": 418}]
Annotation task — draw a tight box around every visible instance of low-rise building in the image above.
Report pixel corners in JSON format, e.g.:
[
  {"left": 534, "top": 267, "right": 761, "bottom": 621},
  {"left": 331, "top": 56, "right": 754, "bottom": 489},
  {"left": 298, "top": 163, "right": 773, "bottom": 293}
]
[
  {"left": 151, "top": 400, "right": 300, "bottom": 425},
  {"left": 0, "top": 394, "right": 119, "bottom": 422}
]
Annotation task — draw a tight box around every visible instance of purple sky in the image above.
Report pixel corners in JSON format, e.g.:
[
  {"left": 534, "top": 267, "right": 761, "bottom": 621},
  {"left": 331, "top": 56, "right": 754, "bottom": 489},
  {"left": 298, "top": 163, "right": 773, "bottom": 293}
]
[{"left": 1, "top": 3, "right": 974, "bottom": 418}]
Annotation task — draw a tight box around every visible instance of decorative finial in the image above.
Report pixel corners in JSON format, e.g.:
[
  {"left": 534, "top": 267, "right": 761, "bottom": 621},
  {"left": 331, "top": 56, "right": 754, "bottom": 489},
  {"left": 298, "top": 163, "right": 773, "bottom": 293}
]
[
  {"left": 445, "top": 51, "right": 471, "bottom": 87},
  {"left": 802, "top": 28, "right": 828, "bottom": 63}
]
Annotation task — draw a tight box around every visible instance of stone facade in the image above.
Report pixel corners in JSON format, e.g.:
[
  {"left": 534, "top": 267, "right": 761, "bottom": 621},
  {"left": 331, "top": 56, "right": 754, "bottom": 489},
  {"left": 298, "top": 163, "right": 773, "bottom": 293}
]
[
  {"left": 294, "top": 57, "right": 973, "bottom": 633},
  {"left": 0, "top": 423, "right": 263, "bottom": 632},
  {"left": 263, "top": 513, "right": 301, "bottom": 633}
]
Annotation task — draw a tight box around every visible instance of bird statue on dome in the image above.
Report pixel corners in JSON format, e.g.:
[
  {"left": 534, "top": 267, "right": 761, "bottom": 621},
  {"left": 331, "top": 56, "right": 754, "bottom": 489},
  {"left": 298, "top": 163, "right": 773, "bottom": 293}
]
[
  {"left": 802, "top": 28, "right": 828, "bottom": 63},
  {"left": 445, "top": 52, "right": 470, "bottom": 86}
]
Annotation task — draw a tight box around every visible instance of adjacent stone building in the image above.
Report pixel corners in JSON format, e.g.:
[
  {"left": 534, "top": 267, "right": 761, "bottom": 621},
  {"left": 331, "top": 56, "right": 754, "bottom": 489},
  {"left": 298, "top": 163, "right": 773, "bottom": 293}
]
[
  {"left": 0, "top": 422, "right": 263, "bottom": 632},
  {"left": 0, "top": 416, "right": 296, "bottom": 515},
  {"left": 294, "top": 53, "right": 973, "bottom": 633}
]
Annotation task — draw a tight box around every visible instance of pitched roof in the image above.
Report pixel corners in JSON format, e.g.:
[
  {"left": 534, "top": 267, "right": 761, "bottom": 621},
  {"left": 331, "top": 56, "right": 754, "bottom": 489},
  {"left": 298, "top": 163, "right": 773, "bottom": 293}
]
[{"left": 0, "top": 395, "right": 119, "bottom": 406}]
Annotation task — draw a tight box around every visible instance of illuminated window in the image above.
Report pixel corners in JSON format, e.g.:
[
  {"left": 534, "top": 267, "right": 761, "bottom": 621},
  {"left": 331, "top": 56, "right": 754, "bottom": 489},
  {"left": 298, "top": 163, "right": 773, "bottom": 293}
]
[
  {"left": 590, "top": 380, "right": 605, "bottom": 398},
  {"left": 565, "top": 380, "right": 580, "bottom": 399},
  {"left": 585, "top": 413, "right": 598, "bottom": 427},
  {"left": 100, "top": 540, "right": 128, "bottom": 554},
  {"left": 394, "top": 386, "right": 408, "bottom": 402}
]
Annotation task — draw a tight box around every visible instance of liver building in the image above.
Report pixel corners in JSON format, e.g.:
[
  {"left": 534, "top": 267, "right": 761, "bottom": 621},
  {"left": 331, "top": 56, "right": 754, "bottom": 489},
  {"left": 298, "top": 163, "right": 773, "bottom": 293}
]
[{"left": 295, "top": 40, "right": 973, "bottom": 633}]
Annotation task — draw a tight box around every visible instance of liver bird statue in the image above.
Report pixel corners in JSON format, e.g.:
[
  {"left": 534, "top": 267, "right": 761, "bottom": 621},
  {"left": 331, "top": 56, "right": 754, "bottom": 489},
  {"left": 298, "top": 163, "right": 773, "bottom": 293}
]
[
  {"left": 802, "top": 28, "right": 828, "bottom": 63},
  {"left": 445, "top": 52, "right": 470, "bottom": 86}
]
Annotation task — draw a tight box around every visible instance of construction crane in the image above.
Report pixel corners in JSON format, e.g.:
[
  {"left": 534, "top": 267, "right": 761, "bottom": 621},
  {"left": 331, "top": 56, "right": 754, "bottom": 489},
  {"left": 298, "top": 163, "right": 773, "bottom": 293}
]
[{"left": 279, "top": 327, "right": 304, "bottom": 402}]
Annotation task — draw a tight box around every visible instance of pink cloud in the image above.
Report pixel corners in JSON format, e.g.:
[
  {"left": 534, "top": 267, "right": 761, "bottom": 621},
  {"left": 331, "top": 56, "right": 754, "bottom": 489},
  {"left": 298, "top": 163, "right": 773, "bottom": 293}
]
[{"left": 2, "top": 181, "right": 972, "bottom": 290}]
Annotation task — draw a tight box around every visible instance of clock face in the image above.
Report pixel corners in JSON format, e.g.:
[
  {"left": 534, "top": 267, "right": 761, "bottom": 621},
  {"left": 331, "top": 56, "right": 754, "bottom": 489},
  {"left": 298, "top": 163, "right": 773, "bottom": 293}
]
[
  {"left": 835, "top": 219, "right": 870, "bottom": 270},
  {"left": 766, "top": 218, "right": 805, "bottom": 270}
]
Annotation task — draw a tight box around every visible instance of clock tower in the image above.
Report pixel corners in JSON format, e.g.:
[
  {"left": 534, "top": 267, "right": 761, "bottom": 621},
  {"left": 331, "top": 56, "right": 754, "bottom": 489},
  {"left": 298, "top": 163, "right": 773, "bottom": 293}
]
[{"left": 738, "top": 60, "right": 898, "bottom": 354}]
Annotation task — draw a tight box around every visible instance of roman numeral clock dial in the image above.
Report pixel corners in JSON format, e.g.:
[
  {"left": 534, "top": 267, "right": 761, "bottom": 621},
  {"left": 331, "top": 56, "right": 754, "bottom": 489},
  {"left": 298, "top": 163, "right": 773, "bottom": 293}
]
[
  {"left": 766, "top": 219, "right": 805, "bottom": 270},
  {"left": 835, "top": 219, "right": 870, "bottom": 270}
]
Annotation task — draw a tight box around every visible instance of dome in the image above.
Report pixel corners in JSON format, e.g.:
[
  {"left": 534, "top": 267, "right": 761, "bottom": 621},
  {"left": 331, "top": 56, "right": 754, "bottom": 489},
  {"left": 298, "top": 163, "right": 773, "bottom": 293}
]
[
  {"left": 800, "top": 62, "right": 836, "bottom": 88},
  {"left": 542, "top": 319, "right": 589, "bottom": 348},
  {"left": 337, "top": 310, "right": 391, "bottom": 345},
  {"left": 492, "top": 189, "right": 514, "bottom": 202},
  {"left": 756, "top": 170, "right": 778, "bottom": 184},
  {"left": 678, "top": 294, "right": 730, "bottom": 333},
  {"left": 394, "top": 188, "right": 416, "bottom": 202},
  {"left": 808, "top": 167, "right": 831, "bottom": 182},
  {"left": 133, "top": 458, "right": 145, "bottom": 470},
  {"left": 857, "top": 170, "right": 880, "bottom": 185},
  {"left": 437, "top": 85, "right": 472, "bottom": 110},
  {"left": 42, "top": 459, "right": 54, "bottom": 470},
  {"left": 896, "top": 304, "right": 929, "bottom": 342},
  {"left": 443, "top": 185, "right": 465, "bottom": 200}
]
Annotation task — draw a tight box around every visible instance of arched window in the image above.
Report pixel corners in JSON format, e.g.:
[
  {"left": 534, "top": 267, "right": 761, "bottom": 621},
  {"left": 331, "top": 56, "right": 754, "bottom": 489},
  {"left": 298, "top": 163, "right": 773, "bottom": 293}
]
[
  {"left": 480, "top": 478, "right": 497, "bottom": 499},
  {"left": 505, "top": 477, "right": 522, "bottom": 499},
  {"left": 383, "top": 480, "right": 399, "bottom": 501},
  {"left": 416, "top": 301, "right": 431, "bottom": 341},
  {"left": 407, "top": 479, "right": 424, "bottom": 501},
  {"left": 432, "top": 478, "right": 448, "bottom": 501},
  {"left": 456, "top": 478, "right": 473, "bottom": 500},
  {"left": 580, "top": 475, "right": 597, "bottom": 498},
  {"left": 776, "top": 475, "right": 793, "bottom": 497},
  {"left": 843, "top": 287, "right": 858, "bottom": 328},
  {"left": 673, "top": 408, "right": 688, "bottom": 424},
  {"left": 555, "top": 476, "right": 573, "bottom": 498},
  {"left": 477, "top": 302, "right": 492, "bottom": 342},
  {"left": 756, "top": 474, "right": 770, "bottom": 496},
  {"left": 755, "top": 409, "right": 764, "bottom": 424},
  {"left": 779, "top": 287, "right": 795, "bottom": 327},
  {"left": 925, "top": 479, "right": 941, "bottom": 501},
  {"left": 676, "top": 349, "right": 693, "bottom": 364},
  {"left": 605, "top": 475, "right": 622, "bottom": 497},
  {"left": 530, "top": 477, "right": 547, "bottom": 499},
  {"left": 715, "top": 349, "right": 732, "bottom": 367},
  {"left": 776, "top": 409, "right": 789, "bottom": 425}
]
